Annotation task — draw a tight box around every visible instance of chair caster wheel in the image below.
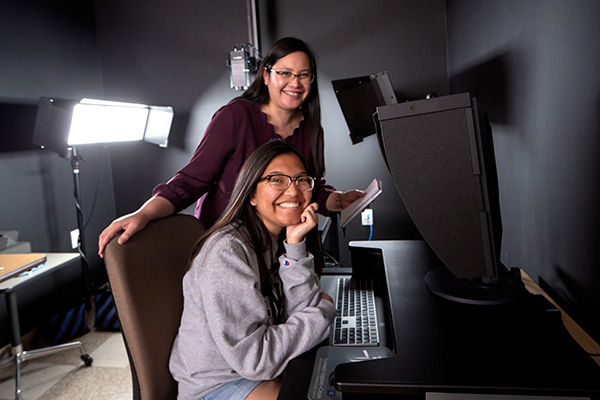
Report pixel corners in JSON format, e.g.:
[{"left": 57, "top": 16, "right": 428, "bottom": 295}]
[{"left": 81, "top": 354, "right": 93, "bottom": 366}]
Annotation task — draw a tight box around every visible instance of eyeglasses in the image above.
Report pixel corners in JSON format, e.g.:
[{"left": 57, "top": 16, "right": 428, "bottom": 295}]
[
  {"left": 259, "top": 174, "right": 315, "bottom": 191},
  {"left": 267, "top": 67, "right": 315, "bottom": 83}
]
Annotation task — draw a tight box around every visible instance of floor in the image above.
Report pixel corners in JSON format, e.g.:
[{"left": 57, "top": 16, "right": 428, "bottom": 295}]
[{"left": 0, "top": 329, "right": 132, "bottom": 400}]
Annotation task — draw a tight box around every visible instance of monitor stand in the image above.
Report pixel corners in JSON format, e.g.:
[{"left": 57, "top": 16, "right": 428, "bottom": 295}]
[{"left": 424, "top": 266, "right": 525, "bottom": 305}]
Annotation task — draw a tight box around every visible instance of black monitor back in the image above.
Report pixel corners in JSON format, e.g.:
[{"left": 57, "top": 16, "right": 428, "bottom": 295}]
[
  {"left": 332, "top": 71, "right": 397, "bottom": 144},
  {"left": 375, "top": 93, "right": 501, "bottom": 282}
]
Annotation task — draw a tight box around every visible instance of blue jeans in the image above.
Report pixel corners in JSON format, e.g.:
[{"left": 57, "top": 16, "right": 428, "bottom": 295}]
[{"left": 201, "top": 379, "right": 262, "bottom": 400}]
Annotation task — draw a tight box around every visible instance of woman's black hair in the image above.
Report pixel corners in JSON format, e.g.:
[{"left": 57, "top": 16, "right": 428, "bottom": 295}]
[
  {"left": 239, "top": 37, "right": 324, "bottom": 179},
  {"left": 190, "top": 139, "right": 324, "bottom": 295}
]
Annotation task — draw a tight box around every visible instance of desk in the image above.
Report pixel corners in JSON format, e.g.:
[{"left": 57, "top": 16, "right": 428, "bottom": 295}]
[
  {"left": 278, "top": 241, "right": 600, "bottom": 399},
  {"left": 0, "top": 253, "right": 93, "bottom": 400}
]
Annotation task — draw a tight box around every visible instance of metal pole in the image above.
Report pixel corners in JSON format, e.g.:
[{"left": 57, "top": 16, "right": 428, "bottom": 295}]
[
  {"left": 246, "top": 0, "right": 261, "bottom": 57},
  {"left": 71, "top": 147, "right": 92, "bottom": 311}
]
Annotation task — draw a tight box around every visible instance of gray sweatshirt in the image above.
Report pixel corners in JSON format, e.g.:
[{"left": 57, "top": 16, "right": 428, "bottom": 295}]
[{"left": 169, "top": 224, "right": 336, "bottom": 399}]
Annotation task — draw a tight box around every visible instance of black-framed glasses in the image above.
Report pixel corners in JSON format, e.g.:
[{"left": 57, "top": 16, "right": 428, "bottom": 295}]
[
  {"left": 259, "top": 174, "right": 315, "bottom": 191},
  {"left": 267, "top": 67, "right": 315, "bottom": 83}
]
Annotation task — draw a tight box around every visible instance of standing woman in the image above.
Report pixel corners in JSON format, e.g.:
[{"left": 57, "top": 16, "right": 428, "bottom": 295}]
[
  {"left": 169, "top": 140, "right": 336, "bottom": 400},
  {"left": 98, "top": 37, "right": 364, "bottom": 256}
]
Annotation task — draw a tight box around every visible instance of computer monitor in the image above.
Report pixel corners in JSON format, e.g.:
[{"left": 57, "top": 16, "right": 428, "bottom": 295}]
[
  {"left": 332, "top": 71, "right": 397, "bottom": 144},
  {"left": 374, "top": 92, "right": 523, "bottom": 305}
]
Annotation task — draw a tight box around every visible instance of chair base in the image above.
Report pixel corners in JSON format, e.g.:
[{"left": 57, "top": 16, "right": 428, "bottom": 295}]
[{"left": 0, "top": 341, "right": 93, "bottom": 400}]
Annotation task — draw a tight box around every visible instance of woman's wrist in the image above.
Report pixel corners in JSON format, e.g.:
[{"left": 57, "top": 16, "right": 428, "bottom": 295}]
[
  {"left": 283, "top": 239, "right": 308, "bottom": 260},
  {"left": 326, "top": 191, "right": 344, "bottom": 212}
]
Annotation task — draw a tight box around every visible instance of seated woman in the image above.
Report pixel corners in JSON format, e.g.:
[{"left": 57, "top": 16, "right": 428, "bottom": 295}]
[{"left": 169, "top": 140, "right": 336, "bottom": 400}]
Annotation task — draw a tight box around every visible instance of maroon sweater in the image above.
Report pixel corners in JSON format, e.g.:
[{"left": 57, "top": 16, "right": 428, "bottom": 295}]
[{"left": 153, "top": 99, "right": 335, "bottom": 228}]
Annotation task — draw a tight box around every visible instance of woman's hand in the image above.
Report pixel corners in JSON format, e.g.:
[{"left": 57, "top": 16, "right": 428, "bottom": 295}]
[
  {"left": 286, "top": 202, "right": 319, "bottom": 244},
  {"left": 319, "top": 292, "right": 333, "bottom": 304},
  {"left": 326, "top": 190, "right": 366, "bottom": 212},
  {"left": 97, "top": 213, "right": 150, "bottom": 258},
  {"left": 97, "top": 196, "right": 175, "bottom": 257}
]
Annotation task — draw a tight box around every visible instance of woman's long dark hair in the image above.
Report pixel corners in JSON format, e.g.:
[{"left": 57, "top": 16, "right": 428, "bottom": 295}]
[
  {"left": 190, "top": 140, "right": 324, "bottom": 295},
  {"left": 239, "top": 37, "right": 324, "bottom": 179}
]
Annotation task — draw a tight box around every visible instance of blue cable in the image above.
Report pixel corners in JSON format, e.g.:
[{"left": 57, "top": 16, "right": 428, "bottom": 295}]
[
  {"left": 18, "top": 262, "right": 47, "bottom": 277},
  {"left": 368, "top": 224, "right": 373, "bottom": 241}
]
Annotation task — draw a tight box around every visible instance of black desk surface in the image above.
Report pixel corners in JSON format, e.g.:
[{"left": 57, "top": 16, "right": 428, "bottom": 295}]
[{"left": 278, "top": 240, "right": 600, "bottom": 399}]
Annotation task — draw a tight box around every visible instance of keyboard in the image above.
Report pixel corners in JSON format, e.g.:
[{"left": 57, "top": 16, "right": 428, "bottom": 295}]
[{"left": 332, "top": 276, "right": 380, "bottom": 346}]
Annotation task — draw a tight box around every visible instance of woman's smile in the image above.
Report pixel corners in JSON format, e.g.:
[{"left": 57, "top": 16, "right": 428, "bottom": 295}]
[{"left": 251, "top": 153, "right": 312, "bottom": 237}]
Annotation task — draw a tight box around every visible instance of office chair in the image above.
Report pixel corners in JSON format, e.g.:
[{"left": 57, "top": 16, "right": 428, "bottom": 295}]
[{"left": 103, "top": 214, "right": 206, "bottom": 400}]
